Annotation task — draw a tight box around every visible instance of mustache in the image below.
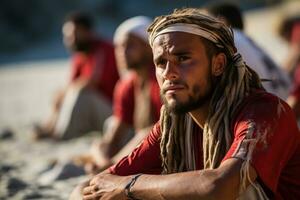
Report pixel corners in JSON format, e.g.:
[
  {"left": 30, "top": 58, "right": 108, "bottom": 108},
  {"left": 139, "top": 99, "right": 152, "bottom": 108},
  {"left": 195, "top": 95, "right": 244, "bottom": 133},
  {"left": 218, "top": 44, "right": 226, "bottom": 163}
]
[{"left": 161, "top": 80, "right": 188, "bottom": 94}]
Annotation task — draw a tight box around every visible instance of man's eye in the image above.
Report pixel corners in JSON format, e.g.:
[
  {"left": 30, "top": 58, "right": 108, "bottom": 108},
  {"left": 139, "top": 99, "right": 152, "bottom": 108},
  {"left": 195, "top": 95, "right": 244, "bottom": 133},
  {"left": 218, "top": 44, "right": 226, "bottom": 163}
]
[
  {"left": 178, "top": 56, "right": 190, "bottom": 62},
  {"left": 155, "top": 59, "right": 166, "bottom": 68}
]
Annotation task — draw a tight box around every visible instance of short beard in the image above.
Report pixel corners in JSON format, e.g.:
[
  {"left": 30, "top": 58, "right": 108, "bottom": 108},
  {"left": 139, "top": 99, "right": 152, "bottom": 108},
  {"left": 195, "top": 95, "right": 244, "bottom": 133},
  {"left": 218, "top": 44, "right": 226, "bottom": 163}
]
[
  {"left": 161, "top": 85, "right": 212, "bottom": 115},
  {"left": 161, "top": 74, "right": 216, "bottom": 115}
]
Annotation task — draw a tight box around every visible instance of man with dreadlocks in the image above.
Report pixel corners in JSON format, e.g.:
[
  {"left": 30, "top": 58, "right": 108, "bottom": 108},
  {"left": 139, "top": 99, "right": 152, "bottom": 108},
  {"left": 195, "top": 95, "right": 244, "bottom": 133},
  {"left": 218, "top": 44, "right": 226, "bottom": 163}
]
[{"left": 76, "top": 8, "right": 300, "bottom": 200}]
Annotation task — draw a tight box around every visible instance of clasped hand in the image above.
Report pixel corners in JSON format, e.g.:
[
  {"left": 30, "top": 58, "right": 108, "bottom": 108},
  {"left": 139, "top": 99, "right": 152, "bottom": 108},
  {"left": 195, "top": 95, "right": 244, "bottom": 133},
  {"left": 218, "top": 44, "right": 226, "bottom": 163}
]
[{"left": 83, "top": 173, "right": 129, "bottom": 200}]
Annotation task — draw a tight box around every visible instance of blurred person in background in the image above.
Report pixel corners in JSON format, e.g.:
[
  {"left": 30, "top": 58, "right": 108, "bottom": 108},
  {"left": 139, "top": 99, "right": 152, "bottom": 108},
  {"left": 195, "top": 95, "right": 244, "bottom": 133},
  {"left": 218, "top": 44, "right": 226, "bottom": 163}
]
[
  {"left": 279, "top": 15, "right": 300, "bottom": 76},
  {"left": 279, "top": 15, "right": 300, "bottom": 119},
  {"left": 74, "top": 16, "right": 162, "bottom": 174},
  {"left": 33, "top": 11, "right": 119, "bottom": 140},
  {"left": 206, "top": 2, "right": 291, "bottom": 100}
]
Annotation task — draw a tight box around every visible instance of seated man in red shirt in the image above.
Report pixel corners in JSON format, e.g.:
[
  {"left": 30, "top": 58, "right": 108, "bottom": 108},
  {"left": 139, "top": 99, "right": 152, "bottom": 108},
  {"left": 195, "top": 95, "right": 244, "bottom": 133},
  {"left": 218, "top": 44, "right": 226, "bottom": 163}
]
[
  {"left": 34, "top": 12, "right": 119, "bottom": 140},
  {"left": 72, "top": 9, "right": 300, "bottom": 199},
  {"left": 79, "top": 16, "right": 162, "bottom": 174}
]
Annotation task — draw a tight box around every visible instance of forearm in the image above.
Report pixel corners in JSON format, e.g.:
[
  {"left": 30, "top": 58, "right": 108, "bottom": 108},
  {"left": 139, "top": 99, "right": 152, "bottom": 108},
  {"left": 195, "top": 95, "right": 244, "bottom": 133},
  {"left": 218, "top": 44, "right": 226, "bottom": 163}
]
[
  {"left": 84, "top": 159, "right": 248, "bottom": 200},
  {"left": 84, "top": 170, "right": 219, "bottom": 200},
  {"left": 131, "top": 170, "right": 219, "bottom": 200},
  {"left": 131, "top": 159, "right": 244, "bottom": 200}
]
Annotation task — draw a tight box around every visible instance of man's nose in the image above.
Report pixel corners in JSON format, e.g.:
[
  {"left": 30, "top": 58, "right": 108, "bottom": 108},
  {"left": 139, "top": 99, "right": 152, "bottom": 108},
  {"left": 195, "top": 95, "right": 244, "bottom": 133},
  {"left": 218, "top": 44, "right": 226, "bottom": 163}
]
[{"left": 162, "top": 61, "right": 179, "bottom": 80}]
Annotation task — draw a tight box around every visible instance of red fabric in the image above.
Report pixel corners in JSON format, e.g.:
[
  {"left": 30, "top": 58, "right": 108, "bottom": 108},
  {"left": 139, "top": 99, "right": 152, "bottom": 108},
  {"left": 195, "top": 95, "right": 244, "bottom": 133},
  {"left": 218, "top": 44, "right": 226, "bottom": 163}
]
[
  {"left": 112, "top": 71, "right": 161, "bottom": 126},
  {"left": 113, "top": 73, "right": 135, "bottom": 125},
  {"left": 291, "top": 22, "right": 300, "bottom": 45},
  {"left": 109, "top": 90, "right": 300, "bottom": 199},
  {"left": 223, "top": 91, "right": 300, "bottom": 199},
  {"left": 70, "top": 38, "right": 119, "bottom": 102},
  {"left": 108, "top": 122, "right": 204, "bottom": 174},
  {"left": 290, "top": 64, "right": 300, "bottom": 100},
  {"left": 109, "top": 122, "right": 162, "bottom": 176}
]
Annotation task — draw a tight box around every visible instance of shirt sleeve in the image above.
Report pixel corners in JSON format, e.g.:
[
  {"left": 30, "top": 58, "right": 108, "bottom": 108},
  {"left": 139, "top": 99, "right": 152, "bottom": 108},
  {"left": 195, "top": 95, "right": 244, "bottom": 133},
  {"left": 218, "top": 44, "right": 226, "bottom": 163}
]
[
  {"left": 113, "top": 77, "right": 135, "bottom": 126},
  {"left": 109, "top": 122, "right": 162, "bottom": 176},
  {"left": 222, "top": 93, "right": 300, "bottom": 193},
  {"left": 70, "top": 55, "right": 82, "bottom": 81}
]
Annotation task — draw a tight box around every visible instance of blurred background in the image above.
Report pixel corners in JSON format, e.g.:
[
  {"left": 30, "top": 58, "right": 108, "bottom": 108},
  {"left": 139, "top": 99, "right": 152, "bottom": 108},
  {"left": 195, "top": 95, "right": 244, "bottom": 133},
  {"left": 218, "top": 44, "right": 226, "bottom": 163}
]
[
  {"left": 1, "top": 0, "right": 300, "bottom": 138},
  {"left": 0, "top": 0, "right": 297, "bottom": 63}
]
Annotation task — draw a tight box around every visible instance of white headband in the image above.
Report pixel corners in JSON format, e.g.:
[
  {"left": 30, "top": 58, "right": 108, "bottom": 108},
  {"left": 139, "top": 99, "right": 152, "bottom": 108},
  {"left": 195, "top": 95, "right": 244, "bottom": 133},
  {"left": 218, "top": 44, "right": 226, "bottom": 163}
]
[{"left": 149, "top": 23, "right": 224, "bottom": 49}]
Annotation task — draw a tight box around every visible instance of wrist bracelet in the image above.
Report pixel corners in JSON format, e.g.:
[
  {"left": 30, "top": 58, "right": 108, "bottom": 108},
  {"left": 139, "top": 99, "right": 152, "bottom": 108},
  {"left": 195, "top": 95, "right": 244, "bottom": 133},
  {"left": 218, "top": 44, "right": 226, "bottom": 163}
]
[{"left": 124, "top": 173, "right": 142, "bottom": 200}]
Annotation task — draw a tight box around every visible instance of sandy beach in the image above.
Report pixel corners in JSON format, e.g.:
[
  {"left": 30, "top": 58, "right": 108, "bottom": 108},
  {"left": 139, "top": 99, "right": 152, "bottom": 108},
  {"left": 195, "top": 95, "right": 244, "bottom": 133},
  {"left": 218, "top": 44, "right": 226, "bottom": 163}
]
[
  {"left": 0, "top": 60, "right": 96, "bottom": 199},
  {"left": 0, "top": 2, "right": 299, "bottom": 199}
]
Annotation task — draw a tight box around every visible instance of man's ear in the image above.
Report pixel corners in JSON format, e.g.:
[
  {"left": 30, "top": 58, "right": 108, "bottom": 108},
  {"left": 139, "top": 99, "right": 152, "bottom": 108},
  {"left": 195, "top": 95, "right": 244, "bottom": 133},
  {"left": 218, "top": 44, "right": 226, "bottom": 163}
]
[{"left": 212, "top": 53, "right": 226, "bottom": 76}]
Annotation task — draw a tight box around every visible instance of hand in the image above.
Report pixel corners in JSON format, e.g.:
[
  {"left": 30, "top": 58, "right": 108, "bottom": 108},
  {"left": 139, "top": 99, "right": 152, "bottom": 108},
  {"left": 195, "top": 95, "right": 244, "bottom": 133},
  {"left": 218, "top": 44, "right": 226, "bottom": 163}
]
[
  {"left": 84, "top": 159, "right": 112, "bottom": 175},
  {"left": 82, "top": 173, "right": 130, "bottom": 200}
]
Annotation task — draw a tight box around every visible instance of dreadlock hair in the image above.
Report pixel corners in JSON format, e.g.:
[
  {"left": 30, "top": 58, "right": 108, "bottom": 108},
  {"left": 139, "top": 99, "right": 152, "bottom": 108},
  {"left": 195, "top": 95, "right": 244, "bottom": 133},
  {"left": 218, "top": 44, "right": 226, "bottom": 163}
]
[{"left": 148, "top": 8, "right": 263, "bottom": 174}]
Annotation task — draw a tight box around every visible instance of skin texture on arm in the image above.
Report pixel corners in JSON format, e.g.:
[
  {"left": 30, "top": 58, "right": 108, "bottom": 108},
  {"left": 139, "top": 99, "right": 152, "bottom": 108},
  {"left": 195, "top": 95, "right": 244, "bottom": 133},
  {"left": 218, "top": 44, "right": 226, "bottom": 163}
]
[
  {"left": 111, "top": 127, "right": 152, "bottom": 163},
  {"left": 83, "top": 158, "right": 257, "bottom": 200},
  {"left": 86, "top": 124, "right": 152, "bottom": 174},
  {"left": 88, "top": 118, "right": 131, "bottom": 172},
  {"left": 76, "top": 117, "right": 131, "bottom": 175}
]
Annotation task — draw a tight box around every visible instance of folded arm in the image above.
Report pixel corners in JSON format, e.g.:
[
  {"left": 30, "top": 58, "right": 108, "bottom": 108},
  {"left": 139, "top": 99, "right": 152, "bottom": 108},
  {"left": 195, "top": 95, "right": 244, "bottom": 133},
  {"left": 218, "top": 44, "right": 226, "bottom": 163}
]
[{"left": 83, "top": 158, "right": 257, "bottom": 200}]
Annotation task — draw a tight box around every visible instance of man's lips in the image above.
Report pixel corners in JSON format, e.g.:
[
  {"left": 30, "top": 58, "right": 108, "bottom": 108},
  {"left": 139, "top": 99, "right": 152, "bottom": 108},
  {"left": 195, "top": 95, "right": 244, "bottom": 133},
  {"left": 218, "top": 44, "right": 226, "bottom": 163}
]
[{"left": 163, "top": 85, "right": 186, "bottom": 94}]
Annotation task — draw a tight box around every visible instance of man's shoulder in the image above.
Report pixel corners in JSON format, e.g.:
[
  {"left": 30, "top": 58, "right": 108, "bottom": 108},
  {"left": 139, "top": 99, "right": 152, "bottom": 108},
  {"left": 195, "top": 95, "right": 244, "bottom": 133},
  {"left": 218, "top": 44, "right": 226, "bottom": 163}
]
[
  {"left": 233, "top": 89, "right": 296, "bottom": 129},
  {"left": 94, "top": 38, "right": 114, "bottom": 51},
  {"left": 242, "top": 89, "right": 284, "bottom": 109},
  {"left": 149, "top": 121, "right": 162, "bottom": 140},
  {"left": 114, "top": 73, "right": 137, "bottom": 97},
  {"left": 117, "top": 73, "right": 137, "bottom": 87}
]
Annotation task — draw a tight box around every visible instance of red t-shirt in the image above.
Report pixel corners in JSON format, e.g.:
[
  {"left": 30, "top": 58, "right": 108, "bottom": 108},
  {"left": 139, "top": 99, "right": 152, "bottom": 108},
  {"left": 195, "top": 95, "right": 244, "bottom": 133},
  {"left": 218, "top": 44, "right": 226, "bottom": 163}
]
[
  {"left": 70, "top": 38, "right": 119, "bottom": 102},
  {"left": 113, "top": 71, "right": 161, "bottom": 126},
  {"left": 109, "top": 90, "right": 300, "bottom": 199}
]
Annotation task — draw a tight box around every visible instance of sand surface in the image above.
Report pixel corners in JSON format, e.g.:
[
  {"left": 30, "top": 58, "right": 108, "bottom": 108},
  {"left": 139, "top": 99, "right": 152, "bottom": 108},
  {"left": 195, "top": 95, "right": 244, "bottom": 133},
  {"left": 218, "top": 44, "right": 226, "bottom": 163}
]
[{"left": 0, "top": 60, "right": 94, "bottom": 199}]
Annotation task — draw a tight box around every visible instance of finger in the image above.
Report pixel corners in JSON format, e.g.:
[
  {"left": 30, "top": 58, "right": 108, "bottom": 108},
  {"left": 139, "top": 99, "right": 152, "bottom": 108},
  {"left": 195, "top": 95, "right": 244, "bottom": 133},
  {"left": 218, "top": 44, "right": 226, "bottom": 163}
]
[
  {"left": 92, "top": 184, "right": 99, "bottom": 192},
  {"left": 83, "top": 190, "right": 102, "bottom": 200},
  {"left": 83, "top": 185, "right": 99, "bottom": 194},
  {"left": 83, "top": 186, "right": 94, "bottom": 194},
  {"left": 89, "top": 177, "right": 97, "bottom": 185},
  {"left": 83, "top": 193, "right": 96, "bottom": 200}
]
